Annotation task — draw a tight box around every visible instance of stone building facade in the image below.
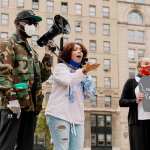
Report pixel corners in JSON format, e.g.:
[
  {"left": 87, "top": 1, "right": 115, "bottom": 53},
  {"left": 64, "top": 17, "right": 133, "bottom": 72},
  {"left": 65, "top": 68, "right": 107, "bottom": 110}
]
[{"left": 1, "top": 0, "right": 150, "bottom": 149}]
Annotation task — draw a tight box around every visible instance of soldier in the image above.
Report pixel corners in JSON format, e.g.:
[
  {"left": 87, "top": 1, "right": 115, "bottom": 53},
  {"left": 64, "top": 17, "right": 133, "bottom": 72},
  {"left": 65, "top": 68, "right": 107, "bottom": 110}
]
[{"left": 0, "top": 10, "right": 51, "bottom": 150}]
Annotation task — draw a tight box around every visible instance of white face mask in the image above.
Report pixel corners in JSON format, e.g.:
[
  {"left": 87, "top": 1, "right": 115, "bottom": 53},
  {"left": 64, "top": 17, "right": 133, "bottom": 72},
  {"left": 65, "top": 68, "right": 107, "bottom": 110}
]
[{"left": 24, "top": 24, "right": 36, "bottom": 36}]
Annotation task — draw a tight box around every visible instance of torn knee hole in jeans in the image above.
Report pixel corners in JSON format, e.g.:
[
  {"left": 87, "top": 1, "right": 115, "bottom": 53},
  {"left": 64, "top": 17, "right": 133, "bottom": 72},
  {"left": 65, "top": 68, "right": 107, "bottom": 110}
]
[
  {"left": 57, "top": 125, "right": 66, "bottom": 130},
  {"left": 56, "top": 125, "right": 69, "bottom": 141},
  {"left": 61, "top": 138, "right": 68, "bottom": 141}
]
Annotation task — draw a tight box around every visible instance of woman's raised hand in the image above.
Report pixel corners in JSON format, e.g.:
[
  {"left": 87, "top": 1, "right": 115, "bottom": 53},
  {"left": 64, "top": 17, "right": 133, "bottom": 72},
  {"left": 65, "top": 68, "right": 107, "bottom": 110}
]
[{"left": 82, "top": 63, "right": 100, "bottom": 74}]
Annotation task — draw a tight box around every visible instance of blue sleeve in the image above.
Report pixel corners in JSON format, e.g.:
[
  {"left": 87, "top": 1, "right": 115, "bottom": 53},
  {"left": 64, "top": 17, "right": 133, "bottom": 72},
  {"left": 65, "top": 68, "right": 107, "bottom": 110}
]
[{"left": 81, "top": 75, "right": 96, "bottom": 101}]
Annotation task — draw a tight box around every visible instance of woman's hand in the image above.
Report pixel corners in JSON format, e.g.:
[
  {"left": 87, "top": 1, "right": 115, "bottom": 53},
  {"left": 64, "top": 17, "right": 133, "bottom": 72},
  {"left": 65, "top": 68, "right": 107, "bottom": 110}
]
[
  {"left": 136, "top": 92, "right": 144, "bottom": 104},
  {"left": 82, "top": 63, "right": 100, "bottom": 74}
]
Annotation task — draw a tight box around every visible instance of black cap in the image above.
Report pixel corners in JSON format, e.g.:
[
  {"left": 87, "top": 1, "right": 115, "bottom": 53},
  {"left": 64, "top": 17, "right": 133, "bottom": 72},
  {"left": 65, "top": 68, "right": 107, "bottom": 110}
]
[{"left": 15, "top": 10, "right": 42, "bottom": 22}]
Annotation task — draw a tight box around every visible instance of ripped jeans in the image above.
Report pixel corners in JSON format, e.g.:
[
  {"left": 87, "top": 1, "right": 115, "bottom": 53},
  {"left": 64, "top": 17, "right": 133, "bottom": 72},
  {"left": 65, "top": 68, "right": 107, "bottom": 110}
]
[{"left": 46, "top": 115, "right": 84, "bottom": 150}]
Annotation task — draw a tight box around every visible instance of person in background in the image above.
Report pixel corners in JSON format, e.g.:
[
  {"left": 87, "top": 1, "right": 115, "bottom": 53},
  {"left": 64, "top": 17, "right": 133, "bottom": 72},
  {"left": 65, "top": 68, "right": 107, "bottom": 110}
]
[
  {"left": 0, "top": 10, "right": 52, "bottom": 150},
  {"left": 119, "top": 57, "right": 150, "bottom": 150},
  {"left": 45, "top": 42, "right": 99, "bottom": 150}
]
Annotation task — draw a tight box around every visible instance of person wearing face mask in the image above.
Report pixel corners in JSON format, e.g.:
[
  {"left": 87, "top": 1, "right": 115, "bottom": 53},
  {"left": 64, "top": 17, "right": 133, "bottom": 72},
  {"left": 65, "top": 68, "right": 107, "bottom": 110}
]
[
  {"left": 45, "top": 42, "right": 100, "bottom": 150},
  {"left": 0, "top": 10, "right": 52, "bottom": 150},
  {"left": 119, "top": 57, "right": 150, "bottom": 150}
]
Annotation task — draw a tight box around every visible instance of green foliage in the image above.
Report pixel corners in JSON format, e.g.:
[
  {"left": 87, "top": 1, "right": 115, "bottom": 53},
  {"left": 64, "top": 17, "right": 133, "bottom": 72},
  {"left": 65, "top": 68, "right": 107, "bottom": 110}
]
[{"left": 35, "top": 111, "right": 53, "bottom": 150}]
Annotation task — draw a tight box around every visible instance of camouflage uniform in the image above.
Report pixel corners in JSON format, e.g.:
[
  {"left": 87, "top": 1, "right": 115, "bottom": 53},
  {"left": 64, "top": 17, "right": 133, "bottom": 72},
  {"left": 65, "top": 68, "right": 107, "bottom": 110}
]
[{"left": 0, "top": 33, "right": 51, "bottom": 113}]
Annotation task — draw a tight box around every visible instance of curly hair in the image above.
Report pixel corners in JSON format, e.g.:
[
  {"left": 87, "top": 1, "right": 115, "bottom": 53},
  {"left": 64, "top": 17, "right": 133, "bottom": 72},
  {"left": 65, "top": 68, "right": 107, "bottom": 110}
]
[{"left": 58, "top": 42, "right": 87, "bottom": 65}]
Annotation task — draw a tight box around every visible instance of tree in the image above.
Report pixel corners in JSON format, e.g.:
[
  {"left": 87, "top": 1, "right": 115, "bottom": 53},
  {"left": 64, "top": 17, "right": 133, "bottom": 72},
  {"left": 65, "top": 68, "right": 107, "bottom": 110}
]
[{"left": 35, "top": 111, "right": 53, "bottom": 150}]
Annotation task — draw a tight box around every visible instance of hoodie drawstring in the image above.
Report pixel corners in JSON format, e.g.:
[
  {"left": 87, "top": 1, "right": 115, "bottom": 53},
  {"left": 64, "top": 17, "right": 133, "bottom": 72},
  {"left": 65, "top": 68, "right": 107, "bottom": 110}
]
[{"left": 71, "top": 123, "right": 77, "bottom": 136}]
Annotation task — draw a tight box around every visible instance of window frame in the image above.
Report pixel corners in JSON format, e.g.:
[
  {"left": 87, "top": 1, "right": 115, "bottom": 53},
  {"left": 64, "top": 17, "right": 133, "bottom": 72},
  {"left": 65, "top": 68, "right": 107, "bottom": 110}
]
[
  {"left": 91, "top": 114, "right": 112, "bottom": 148},
  {"left": 89, "top": 22, "right": 96, "bottom": 34},
  {"left": 1, "top": 0, "right": 9, "bottom": 7},
  {"left": 104, "top": 77, "right": 111, "bottom": 88},
  {"left": 0, "top": 32, "right": 8, "bottom": 39},
  {"left": 47, "top": 0, "right": 54, "bottom": 13},
  {"left": 75, "top": 3, "right": 82, "bottom": 15},
  {"left": 0, "top": 13, "right": 9, "bottom": 25},
  {"left": 61, "top": 2, "right": 68, "bottom": 15},
  {"left": 102, "top": 6, "right": 110, "bottom": 18},
  {"left": 32, "top": 0, "right": 39, "bottom": 10},
  {"left": 89, "top": 40, "right": 96, "bottom": 52},
  {"left": 103, "top": 24, "right": 110, "bottom": 36},
  {"left": 89, "top": 5, "right": 96, "bottom": 17}
]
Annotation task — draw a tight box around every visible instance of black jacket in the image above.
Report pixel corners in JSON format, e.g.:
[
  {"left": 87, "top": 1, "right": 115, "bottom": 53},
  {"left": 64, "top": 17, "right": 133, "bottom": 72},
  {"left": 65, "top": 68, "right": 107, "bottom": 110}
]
[{"left": 119, "top": 78, "right": 139, "bottom": 125}]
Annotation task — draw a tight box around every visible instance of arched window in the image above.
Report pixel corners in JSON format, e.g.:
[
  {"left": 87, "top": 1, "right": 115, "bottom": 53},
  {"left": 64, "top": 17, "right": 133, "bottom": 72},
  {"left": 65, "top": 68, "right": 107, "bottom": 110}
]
[{"left": 128, "top": 11, "right": 143, "bottom": 25}]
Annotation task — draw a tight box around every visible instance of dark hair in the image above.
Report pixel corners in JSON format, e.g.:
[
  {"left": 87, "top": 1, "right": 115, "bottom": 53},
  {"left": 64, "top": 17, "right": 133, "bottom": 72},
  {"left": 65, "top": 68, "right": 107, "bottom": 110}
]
[{"left": 58, "top": 42, "right": 87, "bottom": 65}]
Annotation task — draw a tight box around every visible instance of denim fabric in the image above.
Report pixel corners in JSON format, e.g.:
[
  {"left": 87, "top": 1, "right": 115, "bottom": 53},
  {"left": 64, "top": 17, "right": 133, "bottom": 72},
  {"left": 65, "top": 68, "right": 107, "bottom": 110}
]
[{"left": 46, "top": 115, "right": 84, "bottom": 150}]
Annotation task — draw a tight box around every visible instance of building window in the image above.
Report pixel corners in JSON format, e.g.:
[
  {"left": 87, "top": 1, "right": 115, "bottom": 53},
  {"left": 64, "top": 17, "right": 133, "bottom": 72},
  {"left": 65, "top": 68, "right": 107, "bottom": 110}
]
[
  {"left": 127, "top": 0, "right": 144, "bottom": 3},
  {"left": 47, "top": 0, "right": 54, "bottom": 13},
  {"left": 1, "top": 0, "right": 9, "bottom": 7},
  {"left": 75, "top": 38, "right": 83, "bottom": 43},
  {"left": 75, "top": 3, "right": 82, "bottom": 15},
  {"left": 128, "top": 48, "right": 136, "bottom": 61},
  {"left": 104, "top": 77, "right": 111, "bottom": 88},
  {"left": 103, "top": 59, "right": 111, "bottom": 71},
  {"left": 46, "top": 18, "right": 53, "bottom": 29},
  {"left": 89, "top": 5, "right": 96, "bottom": 17},
  {"left": 97, "top": 115, "right": 105, "bottom": 127},
  {"left": 98, "top": 134, "right": 105, "bottom": 146},
  {"left": 0, "top": 32, "right": 8, "bottom": 39},
  {"left": 0, "top": 13, "right": 9, "bottom": 25},
  {"left": 128, "top": 30, "right": 144, "bottom": 43},
  {"left": 92, "top": 75, "right": 97, "bottom": 86},
  {"left": 91, "top": 134, "right": 97, "bottom": 146},
  {"left": 75, "top": 21, "right": 82, "bottom": 32},
  {"left": 17, "top": 0, "right": 24, "bottom": 8},
  {"left": 89, "top": 40, "right": 96, "bottom": 52},
  {"left": 128, "top": 11, "right": 143, "bottom": 25},
  {"left": 138, "top": 49, "right": 145, "bottom": 59},
  {"left": 32, "top": 0, "right": 39, "bottom": 10},
  {"left": 106, "top": 115, "right": 112, "bottom": 127},
  {"left": 129, "top": 68, "right": 136, "bottom": 78},
  {"left": 104, "top": 96, "right": 111, "bottom": 107},
  {"left": 137, "top": 0, "right": 144, "bottom": 3},
  {"left": 102, "top": 6, "right": 110, "bottom": 18},
  {"left": 89, "top": 22, "right": 96, "bottom": 34},
  {"left": 91, "top": 95, "right": 97, "bottom": 106},
  {"left": 91, "top": 114, "right": 112, "bottom": 148},
  {"left": 61, "top": 2, "right": 68, "bottom": 15},
  {"left": 91, "top": 115, "right": 96, "bottom": 127},
  {"left": 103, "top": 41, "right": 111, "bottom": 53},
  {"left": 31, "top": 35, "right": 39, "bottom": 46},
  {"left": 103, "top": 24, "right": 110, "bottom": 36},
  {"left": 106, "top": 134, "right": 112, "bottom": 146}
]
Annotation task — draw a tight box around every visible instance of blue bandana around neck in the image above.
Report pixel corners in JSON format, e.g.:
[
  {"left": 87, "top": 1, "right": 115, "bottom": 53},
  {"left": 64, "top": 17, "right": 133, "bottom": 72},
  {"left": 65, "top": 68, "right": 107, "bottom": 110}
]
[{"left": 68, "top": 60, "right": 81, "bottom": 69}]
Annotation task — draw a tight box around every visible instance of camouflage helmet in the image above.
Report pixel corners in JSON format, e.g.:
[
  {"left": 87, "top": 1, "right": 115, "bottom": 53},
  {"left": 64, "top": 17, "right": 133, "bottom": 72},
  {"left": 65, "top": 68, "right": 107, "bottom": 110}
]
[{"left": 15, "top": 10, "right": 42, "bottom": 23}]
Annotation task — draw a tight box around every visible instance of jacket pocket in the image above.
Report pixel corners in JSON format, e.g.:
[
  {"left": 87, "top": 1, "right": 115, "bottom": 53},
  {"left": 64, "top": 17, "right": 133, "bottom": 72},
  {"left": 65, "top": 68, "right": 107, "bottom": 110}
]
[{"left": 14, "top": 83, "right": 32, "bottom": 108}]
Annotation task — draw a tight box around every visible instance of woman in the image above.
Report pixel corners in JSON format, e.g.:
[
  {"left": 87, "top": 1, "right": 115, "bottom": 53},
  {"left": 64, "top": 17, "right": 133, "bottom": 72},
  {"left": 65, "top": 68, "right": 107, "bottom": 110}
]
[
  {"left": 119, "top": 57, "right": 150, "bottom": 150},
  {"left": 45, "top": 42, "right": 99, "bottom": 150}
]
